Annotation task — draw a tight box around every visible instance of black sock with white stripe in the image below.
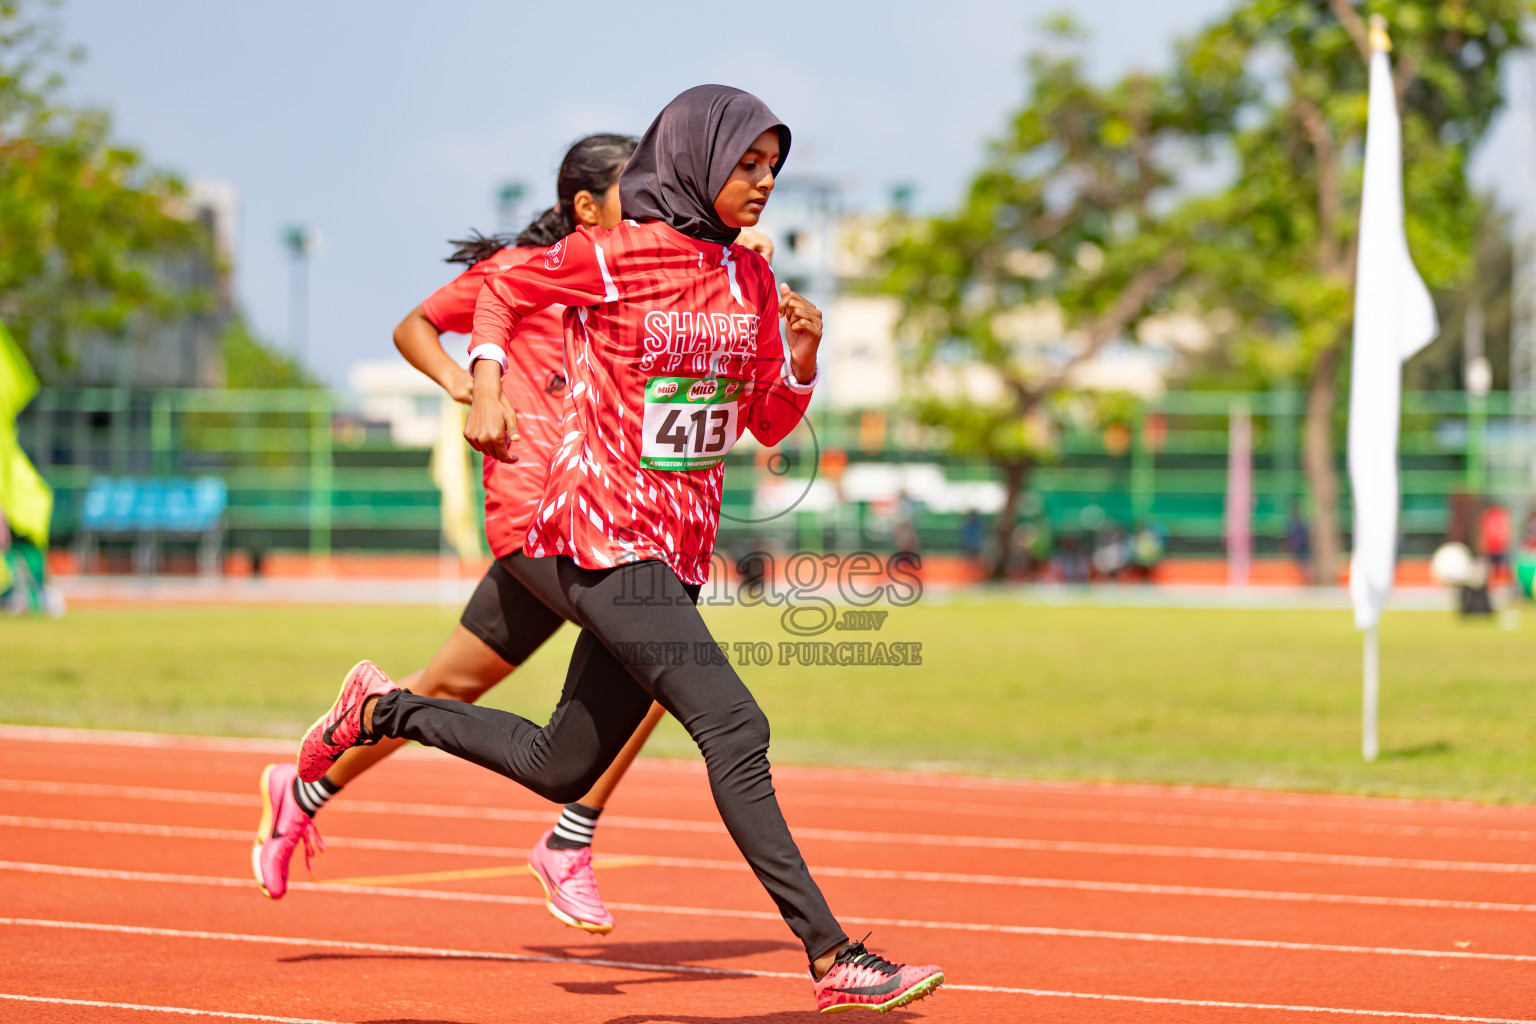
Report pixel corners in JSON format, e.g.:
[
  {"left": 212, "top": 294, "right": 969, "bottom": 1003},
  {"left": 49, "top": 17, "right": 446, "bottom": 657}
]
[
  {"left": 291, "top": 774, "right": 340, "bottom": 818},
  {"left": 546, "top": 802, "right": 602, "bottom": 850}
]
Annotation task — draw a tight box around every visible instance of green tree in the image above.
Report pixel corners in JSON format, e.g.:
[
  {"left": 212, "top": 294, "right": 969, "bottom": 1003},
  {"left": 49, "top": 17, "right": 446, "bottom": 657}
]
[
  {"left": 0, "top": 0, "right": 207, "bottom": 378},
  {"left": 220, "top": 316, "right": 316, "bottom": 390},
  {"left": 1404, "top": 206, "right": 1512, "bottom": 393},
  {"left": 881, "top": 22, "right": 1194, "bottom": 575},
  {"left": 1175, "top": 0, "right": 1530, "bottom": 582}
]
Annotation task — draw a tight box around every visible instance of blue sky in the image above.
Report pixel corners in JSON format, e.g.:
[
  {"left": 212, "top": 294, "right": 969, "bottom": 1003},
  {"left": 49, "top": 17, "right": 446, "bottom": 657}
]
[{"left": 60, "top": 0, "right": 1531, "bottom": 387}]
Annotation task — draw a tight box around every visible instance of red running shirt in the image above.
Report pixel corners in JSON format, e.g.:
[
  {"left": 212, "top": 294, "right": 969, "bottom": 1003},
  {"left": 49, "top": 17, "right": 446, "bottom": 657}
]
[
  {"left": 420, "top": 247, "right": 568, "bottom": 557},
  {"left": 471, "top": 220, "right": 816, "bottom": 584}
]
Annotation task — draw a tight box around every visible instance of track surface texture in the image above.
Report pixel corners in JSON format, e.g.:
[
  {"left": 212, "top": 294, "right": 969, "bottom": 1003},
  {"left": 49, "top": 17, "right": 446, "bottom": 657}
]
[{"left": 3, "top": 727, "right": 1536, "bottom": 1023}]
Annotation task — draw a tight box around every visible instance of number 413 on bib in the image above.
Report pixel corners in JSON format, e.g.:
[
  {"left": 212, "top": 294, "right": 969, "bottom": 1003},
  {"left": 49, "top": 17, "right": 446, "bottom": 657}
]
[{"left": 640, "top": 376, "right": 743, "bottom": 471}]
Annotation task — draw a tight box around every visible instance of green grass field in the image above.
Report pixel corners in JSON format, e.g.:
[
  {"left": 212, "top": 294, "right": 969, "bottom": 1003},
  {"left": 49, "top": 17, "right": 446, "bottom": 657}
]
[{"left": 5, "top": 598, "right": 1536, "bottom": 802}]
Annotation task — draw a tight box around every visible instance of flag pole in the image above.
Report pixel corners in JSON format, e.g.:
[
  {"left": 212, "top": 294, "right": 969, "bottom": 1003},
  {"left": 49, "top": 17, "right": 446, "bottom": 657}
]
[
  {"left": 1349, "top": 11, "right": 1435, "bottom": 761},
  {"left": 1362, "top": 624, "right": 1379, "bottom": 762},
  {"left": 1360, "top": 13, "right": 1389, "bottom": 767}
]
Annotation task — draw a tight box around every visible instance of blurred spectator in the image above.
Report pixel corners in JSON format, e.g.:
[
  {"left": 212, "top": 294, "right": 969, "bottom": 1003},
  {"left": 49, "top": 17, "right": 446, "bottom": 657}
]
[
  {"left": 960, "top": 510, "right": 985, "bottom": 566},
  {"left": 893, "top": 490, "right": 921, "bottom": 554},
  {"left": 1128, "top": 518, "right": 1167, "bottom": 582},
  {"left": 1285, "top": 501, "right": 1312, "bottom": 585},
  {"left": 734, "top": 540, "right": 772, "bottom": 596},
  {"left": 1514, "top": 515, "right": 1536, "bottom": 600},
  {"left": 1092, "top": 522, "right": 1130, "bottom": 579},
  {"left": 2, "top": 509, "right": 57, "bottom": 615},
  {"left": 1014, "top": 515, "right": 1054, "bottom": 580},
  {"left": 1444, "top": 494, "right": 1493, "bottom": 614},
  {"left": 1055, "top": 532, "right": 1090, "bottom": 583},
  {"left": 0, "top": 508, "right": 10, "bottom": 600},
  {"left": 1460, "top": 559, "right": 1494, "bottom": 616},
  {"left": 1480, "top": 503, "right": 1511, "bottom": 586}
]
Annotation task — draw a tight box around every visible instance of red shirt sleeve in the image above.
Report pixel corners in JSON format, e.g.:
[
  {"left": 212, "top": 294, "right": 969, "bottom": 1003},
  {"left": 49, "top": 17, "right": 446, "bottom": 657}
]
[
  {"left": 739, "top": 258, "right": 815, "bottom": 447},
  {"left": 420, "top": 251, "right": 526, "bottom": 335},
  {"left": 469, "top": 229, "right": 612, "bottom": 367}
]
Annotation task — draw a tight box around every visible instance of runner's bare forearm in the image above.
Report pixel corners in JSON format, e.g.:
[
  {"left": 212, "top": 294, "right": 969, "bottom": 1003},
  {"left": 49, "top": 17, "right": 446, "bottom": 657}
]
[{"left": 394, "top": 306, "right": 473, "bottom": 403}]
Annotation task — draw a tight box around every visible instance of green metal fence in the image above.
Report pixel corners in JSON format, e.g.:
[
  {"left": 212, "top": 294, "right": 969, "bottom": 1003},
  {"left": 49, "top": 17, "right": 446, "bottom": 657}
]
[{"left": 15, "top": 387, "right": 1510, "bottom": 558}]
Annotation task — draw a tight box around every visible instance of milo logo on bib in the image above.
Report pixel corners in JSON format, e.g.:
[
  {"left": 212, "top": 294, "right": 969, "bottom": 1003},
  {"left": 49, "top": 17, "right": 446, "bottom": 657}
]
[{"left": 642, "top": 375, "right": 743, "bottom": 471}]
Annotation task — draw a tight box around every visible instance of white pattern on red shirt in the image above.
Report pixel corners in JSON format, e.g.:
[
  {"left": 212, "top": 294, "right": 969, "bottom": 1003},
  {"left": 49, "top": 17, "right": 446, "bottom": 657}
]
[
  {"left": 420, "top": 247, "right": 567, "bottom": 557},
  {"left": 471, "top": 221, "right": 815, "bottom": 584}
]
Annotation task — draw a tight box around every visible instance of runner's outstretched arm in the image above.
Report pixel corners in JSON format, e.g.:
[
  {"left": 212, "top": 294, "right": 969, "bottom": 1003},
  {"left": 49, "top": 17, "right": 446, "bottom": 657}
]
[{"left": 394, "top": 305, "right": 474, "bottom": 404}]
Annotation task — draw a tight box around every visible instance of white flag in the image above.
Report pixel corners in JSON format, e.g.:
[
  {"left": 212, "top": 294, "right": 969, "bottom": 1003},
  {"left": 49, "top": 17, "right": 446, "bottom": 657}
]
[{"left": 1347, "top": 43, "right": 1438, "bottom": 631}]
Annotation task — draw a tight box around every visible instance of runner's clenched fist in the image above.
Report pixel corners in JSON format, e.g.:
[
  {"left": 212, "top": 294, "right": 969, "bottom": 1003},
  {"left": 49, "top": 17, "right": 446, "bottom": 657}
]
[{"left": 779, "top": 283, "right": 822, "bottom": 384}]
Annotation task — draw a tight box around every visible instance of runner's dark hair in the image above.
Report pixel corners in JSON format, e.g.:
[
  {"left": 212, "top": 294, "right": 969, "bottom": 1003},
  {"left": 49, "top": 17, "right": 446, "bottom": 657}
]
[
  {"left": 445, "top": 133, "right": 638, "bottom": 264},
  {"left": 444, "top": 228, "right": 515, "bottom": 266}
]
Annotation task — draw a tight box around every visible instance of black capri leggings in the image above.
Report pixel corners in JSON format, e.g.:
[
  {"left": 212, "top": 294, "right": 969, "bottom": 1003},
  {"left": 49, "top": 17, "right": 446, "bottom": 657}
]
[{"left": 369, "top": 554, "right": 847, "bottom": 962}]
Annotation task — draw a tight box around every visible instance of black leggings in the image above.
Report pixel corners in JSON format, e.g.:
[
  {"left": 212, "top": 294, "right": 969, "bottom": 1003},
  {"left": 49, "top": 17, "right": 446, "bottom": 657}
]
[{"left": 370, "top": 555, "right": 847, "bottom": 961}]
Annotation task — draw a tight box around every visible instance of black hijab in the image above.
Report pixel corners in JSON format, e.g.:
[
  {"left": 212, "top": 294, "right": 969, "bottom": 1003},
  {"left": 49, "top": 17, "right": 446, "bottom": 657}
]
[{"left": 619, "top": 84, "right": 791, "bottom": 246}]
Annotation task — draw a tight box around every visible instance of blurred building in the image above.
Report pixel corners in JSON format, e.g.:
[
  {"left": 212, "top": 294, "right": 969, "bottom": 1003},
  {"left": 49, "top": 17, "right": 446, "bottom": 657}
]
[
  {"left": 71, "top": 177, "right": 238, "bottom": 389},
  {"left": 348, "top": 359, "right": 458, "bottom": 448},
  {"left": 756, "top": 182, "right": 905, "bottom": 412},
  {"left": 758, "top": 182, "right": 1197, "bottom": 412}
]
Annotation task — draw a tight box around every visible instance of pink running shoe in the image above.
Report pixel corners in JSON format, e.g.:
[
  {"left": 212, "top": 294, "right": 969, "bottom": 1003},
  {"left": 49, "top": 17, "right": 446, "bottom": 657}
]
[
  {"left": 251, "top": 762, "right": 324, "bottom": 900},
  {"left": 527, "top": 827, "right": 615, "bottom": 934},
  {"left": 297, "top": 660, "right": 396, "bottom": 783},
  {"left": 811, "top": 936, "right": 943, "bottom": 1014}
]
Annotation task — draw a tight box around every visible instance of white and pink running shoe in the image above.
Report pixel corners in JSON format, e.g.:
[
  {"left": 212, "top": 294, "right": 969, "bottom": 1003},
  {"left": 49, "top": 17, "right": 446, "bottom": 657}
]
[
  {"left": 811, "top": 936, "right": 943, "bottom": 1014},
  {"left": 252, "top": 762, "right": 324, "bottom": 900},
  {"left": 297, "top": 660, "right": 396, "bottom": 783},
  {"left": 527, "top": 827, "right": 615, "bottom": 934}
]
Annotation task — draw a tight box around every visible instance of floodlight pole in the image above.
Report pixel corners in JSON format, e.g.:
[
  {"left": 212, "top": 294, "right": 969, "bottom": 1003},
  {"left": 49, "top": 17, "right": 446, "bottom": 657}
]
[
  {"left": 1511, "top": 62, "right": 1536, "bottom": 554},
  {"left": 284, "top": 225, "right": 314, "bottom": 367},
  {"left": 497, "top": 181, "right": 526, "bottom": 234}
]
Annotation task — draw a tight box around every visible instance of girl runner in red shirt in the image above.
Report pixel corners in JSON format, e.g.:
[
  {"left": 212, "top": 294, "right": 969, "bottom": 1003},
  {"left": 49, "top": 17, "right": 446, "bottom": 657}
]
[
  {"left": 298, "top": 86, "right": 943, "bottom": 1013},
  {"left": 256, "top": 133, "right": 771, "bottom": 934}
]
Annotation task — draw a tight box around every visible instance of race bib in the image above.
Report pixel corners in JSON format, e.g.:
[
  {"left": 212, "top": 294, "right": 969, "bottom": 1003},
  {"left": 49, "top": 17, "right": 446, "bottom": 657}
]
[{"left": 641, "top": 376, "right": 743, "bottom": 471}]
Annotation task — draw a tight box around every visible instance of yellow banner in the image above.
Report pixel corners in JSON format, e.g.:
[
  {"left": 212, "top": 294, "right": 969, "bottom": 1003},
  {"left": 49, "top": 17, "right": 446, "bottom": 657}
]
[{"left": 0, "top": 320, "right": 52, "bottom": 548}]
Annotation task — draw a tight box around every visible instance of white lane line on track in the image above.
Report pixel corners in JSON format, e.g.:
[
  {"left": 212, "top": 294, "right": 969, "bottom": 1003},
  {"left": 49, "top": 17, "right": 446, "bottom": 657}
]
[
  {"left": 18, "top": 779, "right": 1536, "bottom": 878},
  {"left": 8, "top": 844, "right": 1536, "bottom": 919},
  {"left": 9, "top": 812, "right": 1536, "bottom": 877},
  {"left": 765, "top": 762, "right": 1535, "bottom": 817},
  {"left": 0, "top": 916, "right": 807, "bottom": 977},
  {"left": 0, "top": 859, "right": 548, "bottom": 906},
  {"left": 4, "top": 861, "right": 1533, "bottom": 963},
  {"left": 6, "top": 722, "right": 1528, "bottom": 818},
  {"left": 16, "top": 779, "right": 1536, "bottom": 902},
  {"left": 0, "top": 779, "right": 257, "bottom": 805},
  {"left": 0, "top": 725, "right": 298, "bottom": 755},
  {"left": 2, "top": 917, "right": 1531, "bottom": 1024},
  {"left": 615, "top": 856, "right": 1536, "bottom": 914},
  {"left": 0, "top": 993, "right": 343, "bottom": 1023},
  {"left": 642, "top": 785, "right": 1536, "bottom": 842},
  {"left": 12, "top": 777, "right": 1536, "bottom": 845},
  {"left": 948, "top": 986, "right": 1536, "bottom": 1023}
]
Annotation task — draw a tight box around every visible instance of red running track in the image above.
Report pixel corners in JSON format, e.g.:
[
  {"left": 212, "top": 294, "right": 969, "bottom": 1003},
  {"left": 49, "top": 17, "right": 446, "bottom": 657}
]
[{"left": 3, "top": 725, "right": 1536, "bottom": 1023}]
